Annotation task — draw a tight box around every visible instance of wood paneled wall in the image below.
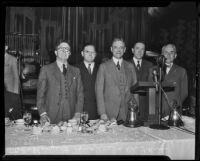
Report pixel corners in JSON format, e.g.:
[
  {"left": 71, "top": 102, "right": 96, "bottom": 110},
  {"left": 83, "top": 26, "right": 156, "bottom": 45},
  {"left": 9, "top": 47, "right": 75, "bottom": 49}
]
[
  {"left": 5, "top": 7, "right": 151, "bottom": 65},
  {"left": 61, "top": 7, "right": 151, "bottom": 64}
]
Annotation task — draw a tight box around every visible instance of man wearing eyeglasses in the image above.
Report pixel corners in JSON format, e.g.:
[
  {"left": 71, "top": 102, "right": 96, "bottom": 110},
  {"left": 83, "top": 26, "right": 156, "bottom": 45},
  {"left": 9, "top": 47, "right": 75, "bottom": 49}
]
[
  {"left": 77, "top": 43, "right": 99, "bottom": 120},
  {"left": 148, "top": 44, "right": 188, "bottom": 117},
  {"left": 37, "top": 40, "right": 84, "bottom": 124}
]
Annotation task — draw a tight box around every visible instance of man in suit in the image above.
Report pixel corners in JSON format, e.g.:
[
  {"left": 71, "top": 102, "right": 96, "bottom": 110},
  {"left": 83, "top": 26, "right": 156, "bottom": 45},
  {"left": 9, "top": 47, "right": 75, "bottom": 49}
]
[
  {"left": 95, "top": 38, "right": 138, "bottom": 122},
  {"left": 37, "top": 40, "right": 84, "bottom": 124},
  {"left": 77, "top": 43, "right": 99, "bottom": 120},
  {"left": 148, "top": 44, "right": 188, "bottom": 117},
  {"left": 130, "top": 42, "right": 153, "bottom": 121},
  {"left": 4, "top": 44, "right": 22, "bottom": 119}
]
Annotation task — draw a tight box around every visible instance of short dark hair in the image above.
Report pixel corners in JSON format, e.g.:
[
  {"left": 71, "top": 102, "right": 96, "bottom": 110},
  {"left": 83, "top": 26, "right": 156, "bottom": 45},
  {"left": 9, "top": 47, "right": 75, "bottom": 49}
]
[
  {"left": 133, "top": 41, "right": 145, "bottom": 48},
  {"left": 55, "top": 39, "right": 70, "bottom": 50},
  {"left": 82, "top": 43, "right": 96, "bottom": 51}
]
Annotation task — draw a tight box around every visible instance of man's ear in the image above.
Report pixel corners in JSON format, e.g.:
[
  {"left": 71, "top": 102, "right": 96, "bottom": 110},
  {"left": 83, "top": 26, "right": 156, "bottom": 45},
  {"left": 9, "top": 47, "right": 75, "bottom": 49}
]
[
  {"left": 131, "top": 48, "right": 134, "bottom": 53},
  {"left": 54, "top": 50, "right": 57, "bottom": 56},
  {"left": 81, "top": 51, "right": 84, "bottom": 57},
  {"left": 175, "top": 53, "right": 177, "bottom": 59},
  {"left": 110, "top": 47, "right": 113, "bottom": 53},
  {"left": 124, "top": 47, "right": 126, "bottom": 53}
]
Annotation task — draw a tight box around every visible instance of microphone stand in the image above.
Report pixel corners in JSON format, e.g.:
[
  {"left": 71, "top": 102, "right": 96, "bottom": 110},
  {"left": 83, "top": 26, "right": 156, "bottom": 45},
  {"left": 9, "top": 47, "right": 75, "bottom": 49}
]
[
  {"left": 17, "top": 51, "right": 25, "bottom": 112},
  {"left": 149, "top": 56, "right": 169, "bottom": 130}
]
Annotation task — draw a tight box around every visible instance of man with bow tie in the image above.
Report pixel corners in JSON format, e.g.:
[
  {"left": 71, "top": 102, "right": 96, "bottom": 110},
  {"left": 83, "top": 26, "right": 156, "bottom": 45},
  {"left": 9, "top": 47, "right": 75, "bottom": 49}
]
[
  {"left": 130, "top": 42, "right": 153, "bottom": 122},
  {"left": 148, "top": 44, "right": 188, "bottom": 117},
  {"left": 37, "top": 40, "right": 84, "bottom": 124},
  {"left": 95, "top": 38, "right": 137, "bottom": 122}
]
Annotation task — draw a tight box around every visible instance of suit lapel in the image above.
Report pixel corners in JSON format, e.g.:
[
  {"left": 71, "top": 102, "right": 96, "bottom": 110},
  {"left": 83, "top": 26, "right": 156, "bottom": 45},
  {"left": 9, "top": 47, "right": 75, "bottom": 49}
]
[
  {"left": 131, "top": 59, "right": 137, "bottom": 70},
  {"left": 91, "top": 63, "right": 98, "bottom": 79},
  {"left": 109, "top": 60, "right": 120, "bottom": 87},
  {"left": 52, "top": 62, "right": 61, "bottom": 82},
  {"left": 82, "top": 62, "right": 90, "bottom": 75},
  {"left": 121, "top": 60, "right": 128, "bottom": 86},
  {"left": 139, "top": 60, "right": 146, "bottom": 80},
  {"left": 110, "top": 60, "right": 128, "bottom": 88},
  {"left": 167, "top": 64, "right": 176, "bottom": 76},
  {"left": 65, "top": 65, "right": 74, "bottom": 88}
]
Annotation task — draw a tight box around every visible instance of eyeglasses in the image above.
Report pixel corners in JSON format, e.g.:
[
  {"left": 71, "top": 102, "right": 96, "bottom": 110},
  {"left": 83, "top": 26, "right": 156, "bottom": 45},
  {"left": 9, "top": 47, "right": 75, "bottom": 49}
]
[
  {"left": 57, "top": 47, "right": 70, "bottom": 52},
  {"left": 83, "top": 50, "right": 96, "bottom": 54}
]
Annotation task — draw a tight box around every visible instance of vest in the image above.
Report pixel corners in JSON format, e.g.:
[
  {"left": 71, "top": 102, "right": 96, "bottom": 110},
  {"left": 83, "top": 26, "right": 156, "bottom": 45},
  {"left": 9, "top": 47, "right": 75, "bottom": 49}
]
[
  {"left": 52, "top": 70, "right": 72, "bottom": 123},
  {"left": 115, "top": 64, "right": 127, "bottom": 121}
]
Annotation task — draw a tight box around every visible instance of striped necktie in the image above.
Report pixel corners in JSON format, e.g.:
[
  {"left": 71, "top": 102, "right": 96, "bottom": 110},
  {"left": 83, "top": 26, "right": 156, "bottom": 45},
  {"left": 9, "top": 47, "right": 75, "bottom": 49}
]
[
  {"left": 88, "top": 64, "right": 92, "bottom": 74},
  {"left": 116, "top": 61, "right": 120, "bottom": 70},
  {"left": 63, "top": 64, "right": 67, "bottom": 76},
  {"left": 137, "top": 61, "right": 140, "bottom": 70}
]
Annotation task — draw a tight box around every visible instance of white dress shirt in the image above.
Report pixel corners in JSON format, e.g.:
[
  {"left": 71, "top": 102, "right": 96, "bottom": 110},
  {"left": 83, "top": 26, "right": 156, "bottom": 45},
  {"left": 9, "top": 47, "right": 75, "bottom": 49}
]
[
  {"left": 56, "top": 60, "right": 68, "bottom": 72},
  {"left": 112, "top": 56, "right": 123, "bottom": 67},
  {"left": 166, "top": 63, "right": 173, "bottom": 74},
  {"left": 84, "top": 61, "right": 95, "bottom": 74},
  {"left": 133, "top": 57, "right": 142, "bottom": 68}
]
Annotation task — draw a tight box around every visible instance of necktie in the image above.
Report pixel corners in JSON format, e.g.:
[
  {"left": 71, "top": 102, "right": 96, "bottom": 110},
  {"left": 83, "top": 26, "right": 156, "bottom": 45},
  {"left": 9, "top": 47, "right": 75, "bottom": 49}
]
[
  {"left": 137, "top": 61, "right": 140, "bottom": 70},
  {"left": 63, "top": 64, "right": 67, "bottom": 76},
  {"left": 88, "top": 64, "right": 92, "bottom": 75},
  {"left": 116, "top": 61, "right": 120, "bottom": 70},
  {"left": 165, "top": 64, "right": 171, "bottom": 74}
]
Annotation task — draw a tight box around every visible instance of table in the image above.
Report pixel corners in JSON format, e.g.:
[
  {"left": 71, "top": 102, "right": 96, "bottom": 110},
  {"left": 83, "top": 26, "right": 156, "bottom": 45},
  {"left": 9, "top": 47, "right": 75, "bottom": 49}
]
[{"left": 5, "top": 116, "right": 195, "bottom": 159}]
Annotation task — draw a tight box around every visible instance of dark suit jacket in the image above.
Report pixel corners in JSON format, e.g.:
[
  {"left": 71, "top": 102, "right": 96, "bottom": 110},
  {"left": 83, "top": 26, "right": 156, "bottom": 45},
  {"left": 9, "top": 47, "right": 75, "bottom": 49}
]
[
  {"left": 130, "top": 59, "right": 153, "bottom": 82},
  {"left": 37, "top": 62, "right": 84, "bottom": 123},
  {"left": 148, "top": 64, "right": 188, "bottom": 117},
  {"left": 77, "top": 62, "right": 99, "bottom": 120},
  {"left": 95, "top": 59, "right": 137, "bottom": 121},
  {"left": 130, "top": 58, "right": 153, "bottom": 120}
]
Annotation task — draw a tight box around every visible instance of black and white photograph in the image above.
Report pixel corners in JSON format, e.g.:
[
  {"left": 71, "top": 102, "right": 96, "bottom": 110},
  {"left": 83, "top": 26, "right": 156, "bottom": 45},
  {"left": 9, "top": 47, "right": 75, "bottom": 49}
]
[{"left": 2, "top": 0, "right": 199, "bottom": 160}]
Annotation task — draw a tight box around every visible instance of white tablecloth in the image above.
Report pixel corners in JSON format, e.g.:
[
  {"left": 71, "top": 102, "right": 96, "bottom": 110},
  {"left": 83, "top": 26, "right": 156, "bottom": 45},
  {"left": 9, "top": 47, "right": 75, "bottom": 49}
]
[{"left": 5, "top": 116, "right": 195, "bottom": 159}]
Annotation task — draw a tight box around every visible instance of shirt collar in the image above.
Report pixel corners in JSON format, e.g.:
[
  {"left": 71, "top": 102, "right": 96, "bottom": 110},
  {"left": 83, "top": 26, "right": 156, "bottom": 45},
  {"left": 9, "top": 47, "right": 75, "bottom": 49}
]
[
  {"left": 112, "top": 57, "right": 123, "bottom": 66},
  {"left": 84, "top": 61, "right": 94, "bottom": 68},
  {"left": 133, "top": 57, "right": 142, "bottom": 65},
  {"left": 56, "top": 60, "right": 68, "bottom": 70},
  {"left": 166, "top": 63, "right": 173, "bottom": 68}
]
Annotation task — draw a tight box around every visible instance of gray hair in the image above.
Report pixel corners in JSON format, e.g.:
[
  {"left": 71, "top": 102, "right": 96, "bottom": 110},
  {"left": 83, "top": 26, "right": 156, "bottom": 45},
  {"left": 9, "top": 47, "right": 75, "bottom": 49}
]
[
  {"left": 162, "top": 44, "right": 177, "bottom": 54},
  {"left": 112, "top": 38, "right": 126, "bottom": 47}
]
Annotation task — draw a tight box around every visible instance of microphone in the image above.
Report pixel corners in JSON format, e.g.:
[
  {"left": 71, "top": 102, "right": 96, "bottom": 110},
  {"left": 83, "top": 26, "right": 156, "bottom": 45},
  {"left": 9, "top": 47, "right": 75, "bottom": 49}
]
[
  {"left": 152, "top": 69, "right": 158, "bottom": 91},
  {"left": 156, "top": 55, "right": 166, "bottom": 67}
]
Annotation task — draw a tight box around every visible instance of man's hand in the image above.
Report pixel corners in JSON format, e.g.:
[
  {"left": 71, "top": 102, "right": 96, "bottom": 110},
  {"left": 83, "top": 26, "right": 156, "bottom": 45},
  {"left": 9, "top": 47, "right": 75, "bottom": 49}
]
[
  {"left": 100, "top": 114, "right": 108, "bottom": 122},
  {"left": 40, "top": 114, "right": 50, "bottom": 126}
]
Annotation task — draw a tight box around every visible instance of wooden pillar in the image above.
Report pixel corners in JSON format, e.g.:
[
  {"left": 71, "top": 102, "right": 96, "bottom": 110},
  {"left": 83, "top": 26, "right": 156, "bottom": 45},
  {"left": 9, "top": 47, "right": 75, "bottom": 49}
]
[
  {"left": 68, "top": 7, "right": 71, "bottom": 41},
  {"left": 62, "top": 7, "right": 66, "bottom": 40}
]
